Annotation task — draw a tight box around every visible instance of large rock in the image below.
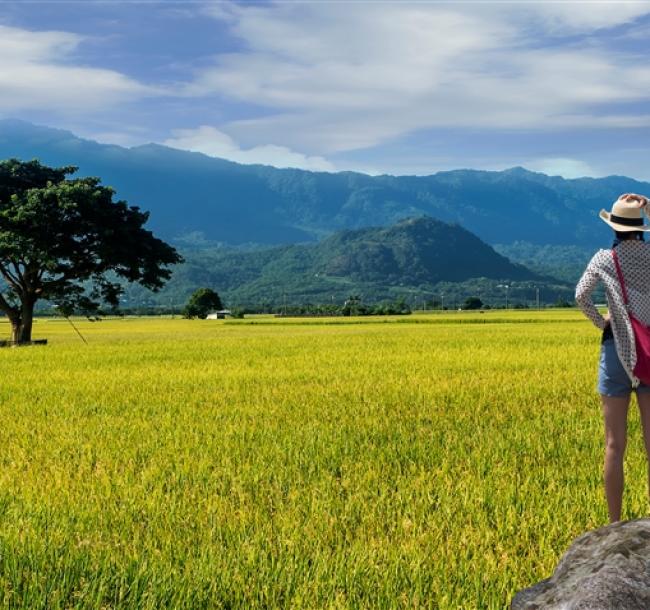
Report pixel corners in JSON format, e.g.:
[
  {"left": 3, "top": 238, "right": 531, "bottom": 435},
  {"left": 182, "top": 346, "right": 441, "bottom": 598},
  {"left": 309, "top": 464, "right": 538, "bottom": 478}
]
[{"left": 511, "top": 518, "right": 650, "bottom": 609}]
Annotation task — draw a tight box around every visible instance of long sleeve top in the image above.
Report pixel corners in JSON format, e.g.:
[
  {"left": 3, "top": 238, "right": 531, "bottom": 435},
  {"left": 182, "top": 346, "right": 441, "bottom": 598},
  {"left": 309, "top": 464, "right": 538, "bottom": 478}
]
[{"left": 576, "top": 239, "right": 650, "bottom": 387}]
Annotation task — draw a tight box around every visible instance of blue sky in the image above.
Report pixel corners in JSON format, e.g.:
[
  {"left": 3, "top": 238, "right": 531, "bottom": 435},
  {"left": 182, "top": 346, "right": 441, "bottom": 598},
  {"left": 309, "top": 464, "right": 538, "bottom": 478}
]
[{"left": 1, "top": 0, "right": 650, "bottom": 179}]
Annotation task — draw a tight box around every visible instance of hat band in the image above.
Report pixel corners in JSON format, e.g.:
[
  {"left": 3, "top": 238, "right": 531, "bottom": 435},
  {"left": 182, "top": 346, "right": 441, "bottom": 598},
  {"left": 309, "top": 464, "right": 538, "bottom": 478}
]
[{"left": 610, "top": 214, "right": 644, "bottom": 227}]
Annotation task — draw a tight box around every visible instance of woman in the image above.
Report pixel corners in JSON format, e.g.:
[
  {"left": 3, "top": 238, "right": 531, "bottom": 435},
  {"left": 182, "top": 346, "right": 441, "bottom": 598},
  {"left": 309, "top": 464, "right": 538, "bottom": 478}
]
[{"left": 576, "top": 192, "right": 650, "bottom": 523}]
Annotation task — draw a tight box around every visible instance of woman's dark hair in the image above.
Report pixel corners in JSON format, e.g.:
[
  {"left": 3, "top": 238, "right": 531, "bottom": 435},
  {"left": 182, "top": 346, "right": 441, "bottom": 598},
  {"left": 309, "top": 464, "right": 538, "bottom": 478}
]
[{"left": 614, "top": 230, "right": 645, "bottom": 241}]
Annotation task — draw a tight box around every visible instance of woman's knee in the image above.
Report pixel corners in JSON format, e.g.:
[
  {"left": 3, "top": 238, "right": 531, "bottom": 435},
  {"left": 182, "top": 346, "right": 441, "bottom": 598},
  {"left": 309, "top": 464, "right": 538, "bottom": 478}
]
[
  {"left": 605, "top": 437, "right": 627, "bottom": 460},
  {"left": 601, "top": 394, "right": 630, "bottom": 459}
]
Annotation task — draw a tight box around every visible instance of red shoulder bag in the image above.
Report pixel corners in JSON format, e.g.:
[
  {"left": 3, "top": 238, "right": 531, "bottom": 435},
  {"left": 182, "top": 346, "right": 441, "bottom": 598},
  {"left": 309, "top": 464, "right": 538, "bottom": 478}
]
[{"left": 612, "top": 249, "right": 650, "bottom": 385}]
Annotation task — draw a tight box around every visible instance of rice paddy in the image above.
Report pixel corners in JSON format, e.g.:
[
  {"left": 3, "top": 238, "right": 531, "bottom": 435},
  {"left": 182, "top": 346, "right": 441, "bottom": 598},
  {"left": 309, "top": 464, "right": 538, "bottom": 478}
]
[{"left": 0, "top": 310, "right": 647, "bottom": 609}]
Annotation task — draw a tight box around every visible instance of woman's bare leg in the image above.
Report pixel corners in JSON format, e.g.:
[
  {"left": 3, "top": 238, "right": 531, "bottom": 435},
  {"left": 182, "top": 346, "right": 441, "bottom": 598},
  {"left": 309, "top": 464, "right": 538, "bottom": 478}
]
[
  {"left": 636, "top": 393, "right": 650, "bottom": 509},
  {"left": 601, "top": 394, "right": 630, "bottom": 523}
]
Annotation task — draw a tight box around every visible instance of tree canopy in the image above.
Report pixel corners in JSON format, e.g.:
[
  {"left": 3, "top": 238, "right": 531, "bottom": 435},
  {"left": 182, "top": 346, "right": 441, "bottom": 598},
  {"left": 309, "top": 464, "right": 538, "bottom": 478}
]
[
  {"left": 0, "top": 158, "right": 182, "bottom": 343},
  {"left": 183, "top": 288, "right": 223, "bottom": 319},
  {"left": 463, "top": 296, "right": 483, "bottom": 310}
]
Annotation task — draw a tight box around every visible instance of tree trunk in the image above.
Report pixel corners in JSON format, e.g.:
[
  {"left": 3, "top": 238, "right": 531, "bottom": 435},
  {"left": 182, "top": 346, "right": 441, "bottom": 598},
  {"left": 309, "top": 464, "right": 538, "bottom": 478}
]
[
  {"left": 10, "top": 319, "right": 20, "bottom": 344},
  {"left": 10, "top": 297, "right": 34, "bottom": 344}
]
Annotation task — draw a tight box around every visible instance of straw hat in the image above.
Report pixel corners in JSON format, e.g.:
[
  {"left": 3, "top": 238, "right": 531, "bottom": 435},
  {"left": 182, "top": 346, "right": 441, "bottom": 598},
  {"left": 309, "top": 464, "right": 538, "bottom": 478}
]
[{"left": 600, "top": 194, "right": 650, "bottom": 232}]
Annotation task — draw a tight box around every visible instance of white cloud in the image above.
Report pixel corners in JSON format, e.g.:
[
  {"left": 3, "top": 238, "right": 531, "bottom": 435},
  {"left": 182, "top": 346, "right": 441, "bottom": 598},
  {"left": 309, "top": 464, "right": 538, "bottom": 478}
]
[
  {"left": 0, "top": 25, "right": 79, "bottom": 61},
  {"left": 524, "top": 157, "right": 597, "bottom": 179},
  {"left": 81, "top": 130, "right": 148, "bottom": 148},
  {"left": 192, "top": 1, "right": 650, "bottom": 153},
  {"left": 163, "top": 125, "right": 336, "bottom": 171},
  {"left": 520, "top": 2, "right": 650, "bottom": 34},
  {"left": 0, "top": 25, "right": 154, "bottom": 114}
]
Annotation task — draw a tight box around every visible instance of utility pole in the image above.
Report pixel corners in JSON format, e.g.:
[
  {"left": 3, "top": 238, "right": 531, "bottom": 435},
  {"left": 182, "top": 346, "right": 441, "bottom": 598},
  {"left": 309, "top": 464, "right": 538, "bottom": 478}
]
[
  {"left": 536, "top": 287, "right": 540, "bottom": 310},
  {"left": 441, "top": 294, "right": 445, "bottom": 311},
  {"left": 497, "top": 284, "right": 509, "bottom": 309}
]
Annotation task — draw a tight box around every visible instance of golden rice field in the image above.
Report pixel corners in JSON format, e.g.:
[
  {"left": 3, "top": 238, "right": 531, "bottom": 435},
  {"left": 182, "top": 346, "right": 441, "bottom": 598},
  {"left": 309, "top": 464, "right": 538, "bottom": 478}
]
[{"left": 0, "top": 310, "right": 648, "bottom": 609}]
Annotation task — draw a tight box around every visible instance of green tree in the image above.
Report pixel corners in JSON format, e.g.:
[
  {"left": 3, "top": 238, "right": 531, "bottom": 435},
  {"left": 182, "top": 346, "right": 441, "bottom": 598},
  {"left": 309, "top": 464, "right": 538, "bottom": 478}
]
[
  {"left": 0, "top": 159, "right": 181, "bottom": 343},
  {"left": 463, "top": 296, "right": 483, "bottom": 310},
  {"left": 342, "top": 294, "right": 367, "bottom": 316},
  {"left": 183, "top": 288, "right": 223, "bottom": 319}
]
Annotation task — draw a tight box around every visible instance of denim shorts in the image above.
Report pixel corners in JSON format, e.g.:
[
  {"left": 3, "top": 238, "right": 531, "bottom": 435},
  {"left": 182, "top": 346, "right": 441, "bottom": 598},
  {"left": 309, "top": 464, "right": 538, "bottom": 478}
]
[{"left": 598, "top": 337, "right": 650, "bottom": 397}]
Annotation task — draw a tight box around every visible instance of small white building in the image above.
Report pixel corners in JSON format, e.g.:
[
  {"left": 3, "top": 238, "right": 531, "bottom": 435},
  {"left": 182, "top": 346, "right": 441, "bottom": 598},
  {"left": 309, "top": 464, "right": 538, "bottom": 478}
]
[{"left": 206, "top": 309, "right": 232, "bottom": 320}]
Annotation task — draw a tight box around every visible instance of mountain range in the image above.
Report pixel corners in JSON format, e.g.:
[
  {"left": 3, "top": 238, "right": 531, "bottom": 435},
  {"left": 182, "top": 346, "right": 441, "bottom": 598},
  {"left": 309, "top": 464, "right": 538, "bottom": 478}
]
[
  {"left": 0, "top": 120, "right": 628, "bottom": 306},
  {"left": 0, "top": 120, "right": 645, "bottom": 254}
]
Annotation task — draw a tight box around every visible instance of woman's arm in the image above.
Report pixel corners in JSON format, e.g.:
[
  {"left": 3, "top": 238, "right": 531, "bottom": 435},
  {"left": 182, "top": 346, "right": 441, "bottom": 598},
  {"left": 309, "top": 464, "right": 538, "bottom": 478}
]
[{"left": 575, "top": 253, "right": 608, "bottom": 330}]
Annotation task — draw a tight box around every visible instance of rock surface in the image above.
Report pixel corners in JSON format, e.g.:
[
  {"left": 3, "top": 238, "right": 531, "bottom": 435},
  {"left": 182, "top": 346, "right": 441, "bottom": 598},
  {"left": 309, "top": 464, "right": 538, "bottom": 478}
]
[{"left": 511, "top": 518, "right": 650, "bottom": 609}]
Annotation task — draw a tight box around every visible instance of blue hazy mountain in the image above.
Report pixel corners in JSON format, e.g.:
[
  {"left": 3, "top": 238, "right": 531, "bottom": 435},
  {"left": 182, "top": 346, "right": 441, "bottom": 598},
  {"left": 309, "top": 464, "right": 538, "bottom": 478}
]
[{"left": 0, "top": 120, "right": 646, "bottom": 252}]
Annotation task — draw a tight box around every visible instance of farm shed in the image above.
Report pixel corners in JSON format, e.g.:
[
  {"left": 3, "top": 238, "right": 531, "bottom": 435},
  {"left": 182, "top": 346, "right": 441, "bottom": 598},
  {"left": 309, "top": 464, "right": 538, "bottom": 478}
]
[{"left": 206, "top": 310, "right": 232, "bottom": 320}]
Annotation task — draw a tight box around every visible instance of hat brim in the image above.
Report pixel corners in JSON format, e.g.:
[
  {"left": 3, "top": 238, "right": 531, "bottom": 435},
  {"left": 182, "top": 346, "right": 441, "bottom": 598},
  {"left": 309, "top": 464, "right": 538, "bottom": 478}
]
[{"left": 599, "top": 209, "right": 650, "bottom": 232}]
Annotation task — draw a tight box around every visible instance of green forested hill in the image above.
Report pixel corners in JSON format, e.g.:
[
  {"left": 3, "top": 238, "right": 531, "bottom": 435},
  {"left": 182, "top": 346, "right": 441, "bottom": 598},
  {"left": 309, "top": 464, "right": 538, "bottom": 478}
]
[
  {"left": 493, "top": 242, "right": 594, "bottom": 283},
  {"left": 119, "top": 216, "right": 572, "bottom": 309}
]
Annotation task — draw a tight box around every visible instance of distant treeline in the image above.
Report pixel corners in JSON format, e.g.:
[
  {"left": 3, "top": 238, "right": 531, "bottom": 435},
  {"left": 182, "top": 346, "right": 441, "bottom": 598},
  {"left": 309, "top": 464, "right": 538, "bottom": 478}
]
[{"left": 29, "top": 296, "right": 578, "bottom": 319}]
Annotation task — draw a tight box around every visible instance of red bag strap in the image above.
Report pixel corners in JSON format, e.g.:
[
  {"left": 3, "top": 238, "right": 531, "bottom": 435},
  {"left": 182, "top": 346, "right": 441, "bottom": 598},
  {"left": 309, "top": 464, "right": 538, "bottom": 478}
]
[{"left": 612, "top": 248, "right": 630, "bottom": 305}]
